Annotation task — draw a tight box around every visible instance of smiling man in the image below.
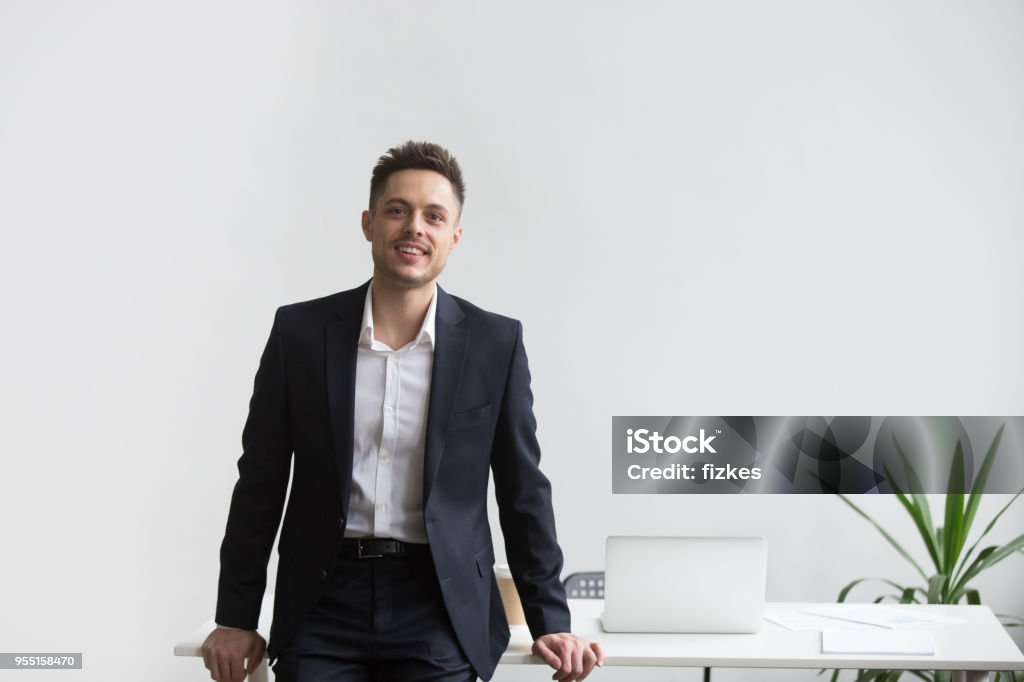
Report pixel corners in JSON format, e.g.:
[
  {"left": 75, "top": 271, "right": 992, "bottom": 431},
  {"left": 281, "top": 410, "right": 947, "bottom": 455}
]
[{"left": 201, "top": 141, "right": 603, "bottom": 682}]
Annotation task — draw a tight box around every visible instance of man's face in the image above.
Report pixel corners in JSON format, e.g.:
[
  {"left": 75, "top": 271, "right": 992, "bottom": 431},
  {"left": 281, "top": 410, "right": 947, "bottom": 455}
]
[{"left": 361, "top": 169, "right": 462, "bottom": 290}]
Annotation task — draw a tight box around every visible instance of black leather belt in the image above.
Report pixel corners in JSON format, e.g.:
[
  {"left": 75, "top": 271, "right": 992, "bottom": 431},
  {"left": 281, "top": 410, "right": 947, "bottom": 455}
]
[{"left": 340, "top": 537, "right": 430, "bottom": 559}]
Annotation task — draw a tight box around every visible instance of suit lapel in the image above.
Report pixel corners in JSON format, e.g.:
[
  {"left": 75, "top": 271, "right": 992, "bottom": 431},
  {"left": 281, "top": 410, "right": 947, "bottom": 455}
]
[
  {"left": 423, "top": 285, "right": 468, "bottom": 506},
  {"left": 325, "top": 281, "right": 370, "bottom": 508}
]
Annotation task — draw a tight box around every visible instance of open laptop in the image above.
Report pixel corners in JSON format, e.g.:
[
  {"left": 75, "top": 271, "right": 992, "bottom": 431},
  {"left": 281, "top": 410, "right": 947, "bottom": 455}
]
[{"left": 600, "top": 536, "right": 767, "bottom": 633}]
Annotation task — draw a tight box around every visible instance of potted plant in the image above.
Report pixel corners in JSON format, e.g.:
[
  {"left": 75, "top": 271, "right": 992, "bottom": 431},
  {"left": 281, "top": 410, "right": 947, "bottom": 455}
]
[{"left": 827, "top": 424, "right": 1024, "bottom": 682}]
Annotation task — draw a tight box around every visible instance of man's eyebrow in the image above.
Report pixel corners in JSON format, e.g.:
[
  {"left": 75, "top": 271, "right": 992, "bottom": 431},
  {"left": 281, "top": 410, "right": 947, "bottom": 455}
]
[{"left": 382, "top": 198, "right": 451, "bottom": 214}]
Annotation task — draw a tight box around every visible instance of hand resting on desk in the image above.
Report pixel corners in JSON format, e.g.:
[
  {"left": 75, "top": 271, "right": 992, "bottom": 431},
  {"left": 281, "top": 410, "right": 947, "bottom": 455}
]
[
  {"left": 201, "top": 627, "right": 266, "bottom": 682},
  {"left": 533, "top": 632, "right": 605, "bottom": 681}
]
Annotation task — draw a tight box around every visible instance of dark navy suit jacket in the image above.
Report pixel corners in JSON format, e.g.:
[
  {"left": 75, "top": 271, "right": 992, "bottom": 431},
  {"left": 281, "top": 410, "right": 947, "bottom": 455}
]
[{"left": 214, "top": 280, "right": 571, "bottom": 680}]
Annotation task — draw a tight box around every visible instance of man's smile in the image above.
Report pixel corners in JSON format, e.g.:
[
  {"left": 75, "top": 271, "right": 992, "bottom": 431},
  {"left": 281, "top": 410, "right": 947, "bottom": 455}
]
[{"left": 394, "top": 242, "right": 430, "bottom": 262}]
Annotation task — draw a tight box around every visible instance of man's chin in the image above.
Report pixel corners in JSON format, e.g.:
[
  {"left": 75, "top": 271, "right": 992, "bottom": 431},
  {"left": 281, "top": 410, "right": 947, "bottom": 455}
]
[{"left": 376, "top": 269, "right": 439, "bottom": 290}]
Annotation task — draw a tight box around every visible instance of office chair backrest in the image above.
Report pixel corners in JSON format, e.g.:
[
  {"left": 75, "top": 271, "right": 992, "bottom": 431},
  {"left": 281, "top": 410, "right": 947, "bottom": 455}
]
[{"left": 562, "top": 572, "right": 604, "bottom": 599}]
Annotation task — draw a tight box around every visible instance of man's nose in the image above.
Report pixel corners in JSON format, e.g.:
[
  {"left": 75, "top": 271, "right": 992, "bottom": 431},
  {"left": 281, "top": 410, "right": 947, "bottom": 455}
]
[{"left": 403, "top": 212, "right": 426, "bottom": 235}]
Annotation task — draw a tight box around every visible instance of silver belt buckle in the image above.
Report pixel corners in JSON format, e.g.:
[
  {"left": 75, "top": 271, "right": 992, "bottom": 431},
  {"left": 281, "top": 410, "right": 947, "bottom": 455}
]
[{"left": 357, "top": 539, "right": 383, "bottom": 559}]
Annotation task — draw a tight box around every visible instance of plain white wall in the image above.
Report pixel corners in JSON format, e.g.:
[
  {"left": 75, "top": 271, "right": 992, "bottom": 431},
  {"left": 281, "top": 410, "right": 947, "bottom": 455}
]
[{"left": 1, "top": 1, "right": 1022, "bottom": 681}]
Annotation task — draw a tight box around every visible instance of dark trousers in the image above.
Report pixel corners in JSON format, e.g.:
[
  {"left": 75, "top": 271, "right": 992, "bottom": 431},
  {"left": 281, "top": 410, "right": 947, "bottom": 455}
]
[{"left": 271, "top": 550, "right": 476, "bottom": 682}]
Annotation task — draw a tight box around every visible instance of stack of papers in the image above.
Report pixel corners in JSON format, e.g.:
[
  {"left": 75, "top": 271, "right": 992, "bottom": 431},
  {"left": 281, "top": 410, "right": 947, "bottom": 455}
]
[
  {"left": 800, "top": 605, "right": 963, "bottom": 630},
  {"left": 764, "top": 608, "right": 878, "bottom": 632},
  {"left": 821, "top": 629, "right": 935, "bottom": 655},
  {"left": 764, "top": 606, "right": 964, "bottom": 657}
]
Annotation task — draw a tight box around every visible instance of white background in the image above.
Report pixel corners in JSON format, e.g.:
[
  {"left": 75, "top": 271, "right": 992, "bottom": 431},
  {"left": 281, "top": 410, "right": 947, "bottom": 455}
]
[{"left": 1, "top": 2, "right": 1022, "bottom": 681}]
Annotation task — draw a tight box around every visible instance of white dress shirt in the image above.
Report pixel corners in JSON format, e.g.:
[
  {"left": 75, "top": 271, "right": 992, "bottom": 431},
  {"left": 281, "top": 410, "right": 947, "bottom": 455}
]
[{"left": 344, "top": 281, "right": 435, "bottom": 544}]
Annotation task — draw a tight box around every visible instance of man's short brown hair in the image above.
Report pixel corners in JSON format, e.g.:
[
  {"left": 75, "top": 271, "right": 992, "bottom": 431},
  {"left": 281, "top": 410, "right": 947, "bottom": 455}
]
[{"left": 369, "top": 140, "right": 466, "bottom": 218}]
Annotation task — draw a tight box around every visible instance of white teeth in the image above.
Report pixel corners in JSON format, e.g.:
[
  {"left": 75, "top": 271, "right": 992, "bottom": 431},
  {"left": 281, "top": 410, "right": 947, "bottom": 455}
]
[{"left": 398, "top": 246, "right": 424, "bottom": 255}]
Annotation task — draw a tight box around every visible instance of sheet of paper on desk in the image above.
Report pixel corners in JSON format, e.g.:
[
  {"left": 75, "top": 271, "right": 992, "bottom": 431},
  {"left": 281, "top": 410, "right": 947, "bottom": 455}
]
[
  {"left": 801, "top": 606, "right": 964, "bottom": 629},
  {"left": 765, "top": 608, "right": 884, "bottom": 632},
  {"left": 822, "top": 629, "right": 935, "bottom": 655}
]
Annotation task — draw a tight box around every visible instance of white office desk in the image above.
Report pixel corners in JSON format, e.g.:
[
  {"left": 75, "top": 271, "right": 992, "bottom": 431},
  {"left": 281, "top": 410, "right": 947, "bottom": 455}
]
[
  {"left": 176, "top": 598, "right": 1024, "bottom": 681},
  {"left": 511, "top": 601, "right": 1024, "bottom": 681}
]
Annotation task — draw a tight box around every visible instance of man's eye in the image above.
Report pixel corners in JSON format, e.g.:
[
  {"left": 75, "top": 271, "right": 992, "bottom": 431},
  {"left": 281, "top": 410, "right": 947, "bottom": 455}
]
[
  {"left": 429, "top": 214, "right": 443, "bottom": 222},
  {"left": 388, "top": 207, "right": 404, "bottom": 215}
]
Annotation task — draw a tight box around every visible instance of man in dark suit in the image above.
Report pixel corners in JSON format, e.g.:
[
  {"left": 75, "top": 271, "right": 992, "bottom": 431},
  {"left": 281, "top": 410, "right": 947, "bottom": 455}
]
[{"left": 201, "top": 141, "right": 603, "bottom": 682}]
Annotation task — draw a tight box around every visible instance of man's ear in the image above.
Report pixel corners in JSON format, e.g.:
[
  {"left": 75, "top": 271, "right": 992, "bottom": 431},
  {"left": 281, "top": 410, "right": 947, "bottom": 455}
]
[
  {"left": 451, "top": 224, "right": 463, "bottom": 250},
  {"left": 361, "top": 210, "right": 373, "bottom": 242}
]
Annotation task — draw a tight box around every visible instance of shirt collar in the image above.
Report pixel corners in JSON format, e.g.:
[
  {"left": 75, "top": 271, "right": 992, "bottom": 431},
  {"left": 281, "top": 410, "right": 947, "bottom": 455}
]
[{"left": 359, "top": 280, "right": 437, "bottom": 351}]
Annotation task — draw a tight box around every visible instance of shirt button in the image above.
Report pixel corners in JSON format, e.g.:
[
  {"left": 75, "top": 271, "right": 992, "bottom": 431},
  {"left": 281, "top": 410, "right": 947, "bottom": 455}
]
[
  {"left": 386, "top": 405, "right": 394, "bottom": 412},
  {"left": 377, "top": 503, "right": 386, "bottom": 512},
  {"left": 319, "top": 568, "right": 328, "bottom": 581},
  {"left": 380, "top": 450, "right": 389, "bottom": 459}
]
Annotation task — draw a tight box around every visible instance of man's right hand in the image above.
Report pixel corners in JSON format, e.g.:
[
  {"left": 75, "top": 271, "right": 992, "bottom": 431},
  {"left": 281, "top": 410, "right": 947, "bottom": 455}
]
[{"left": 201, "top": 627, "right": 266, "bottom": 682}]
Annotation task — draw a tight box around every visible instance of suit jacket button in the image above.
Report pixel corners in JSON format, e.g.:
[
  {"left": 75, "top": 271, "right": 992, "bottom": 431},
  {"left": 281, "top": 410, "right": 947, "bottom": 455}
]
[
  {"left": 337, "top": 516, "right": 345, "bottom": 529},
  {"left": 319, "top": 568, "right": 328, "bottom": 581}
]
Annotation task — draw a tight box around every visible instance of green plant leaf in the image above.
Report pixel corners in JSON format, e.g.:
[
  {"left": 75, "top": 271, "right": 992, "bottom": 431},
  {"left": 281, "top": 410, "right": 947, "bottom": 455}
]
[
  {"left": 952, "top": 484, "right": 1024, "bottom": 588},
  {"left": 854, "top": 671, "right": 895, "bottom": 682},
  {"left": 890, "top": 436, "right": 941, "bottom": 571},
  {"left": 948, "top": 546, "right": 997, "bottom": 600},
  {"left": 837, "top": 493, "right": 928, "bottom": 580},
  {"left": 972, "top": 531, "right": 1024, "bottom": 569},
  {"left": 838, "top": 577, "right": 911, "bottom": 603},
  {"left": 963, "top": 588, "right": 980, "bottom": 605},
  {"left": 941, "top": 441, "right": 966, "bottom": 575},
  {"left": 885, "top": 462, "right": 941, "bottom": 572},
  {"left": 951, "top": 531, "right": 1024, "bottom": 597},
  {"left": 926, "top": 574, "right": 947, "bottom": 604},
  {"left": 961, "top": 425, "right": 1006, "bottom": 554}
]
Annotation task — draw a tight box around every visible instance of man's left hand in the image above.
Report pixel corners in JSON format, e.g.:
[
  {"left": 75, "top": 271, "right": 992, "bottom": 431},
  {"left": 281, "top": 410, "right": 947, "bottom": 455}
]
[{"left": 532, "top": 632, "right": 604, "bottom": 681}]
